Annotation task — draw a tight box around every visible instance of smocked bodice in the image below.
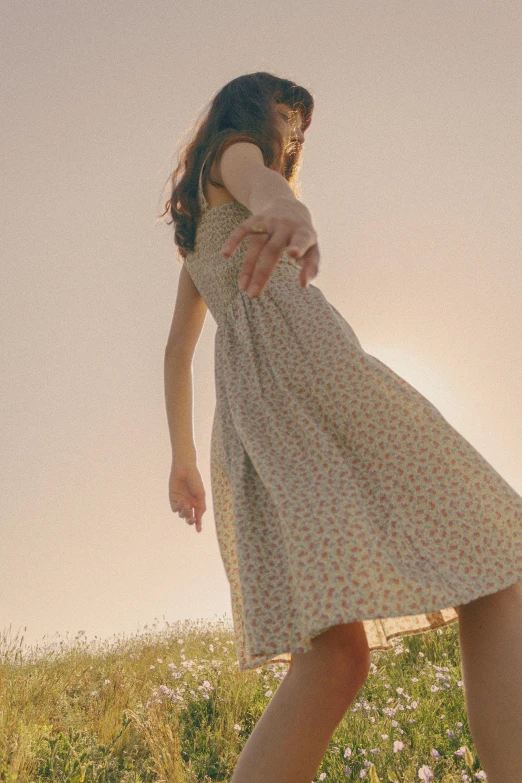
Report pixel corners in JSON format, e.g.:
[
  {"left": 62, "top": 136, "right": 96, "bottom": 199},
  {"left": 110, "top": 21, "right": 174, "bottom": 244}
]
[{"left": 183, "top": 162, "right": 303, "bottom": 325}]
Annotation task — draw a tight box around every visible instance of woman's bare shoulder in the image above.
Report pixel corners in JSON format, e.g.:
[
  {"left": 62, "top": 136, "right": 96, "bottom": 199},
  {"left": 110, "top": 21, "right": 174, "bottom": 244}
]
[{"left": 204, "top": 159, "right": 236, "bottom": 208}]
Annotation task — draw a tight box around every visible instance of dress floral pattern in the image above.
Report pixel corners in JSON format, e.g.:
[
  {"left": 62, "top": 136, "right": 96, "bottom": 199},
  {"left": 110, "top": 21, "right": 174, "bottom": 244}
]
[{"left": 182, "top": 158, "right": 522, "bottom": 671}]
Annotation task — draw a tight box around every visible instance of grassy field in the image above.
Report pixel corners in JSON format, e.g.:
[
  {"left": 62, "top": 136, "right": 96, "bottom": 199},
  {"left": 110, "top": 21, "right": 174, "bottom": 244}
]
[{"left": 0, "top": 616, "right": 487, "bottom": 782}]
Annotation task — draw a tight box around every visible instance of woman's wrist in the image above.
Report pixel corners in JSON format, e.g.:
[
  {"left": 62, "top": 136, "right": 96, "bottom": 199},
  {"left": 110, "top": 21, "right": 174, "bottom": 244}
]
[{"left": 172, "top": 451, "right": 197, "bottom": 468}]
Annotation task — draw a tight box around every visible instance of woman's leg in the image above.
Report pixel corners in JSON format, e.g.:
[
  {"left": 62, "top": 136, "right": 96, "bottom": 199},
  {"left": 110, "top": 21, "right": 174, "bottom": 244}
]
[
  {"left": 230, "top": 621, "right": 371, "bottom": 783},
  {"left": 456, "top": 579, "right": 522, "bottom": 782}
]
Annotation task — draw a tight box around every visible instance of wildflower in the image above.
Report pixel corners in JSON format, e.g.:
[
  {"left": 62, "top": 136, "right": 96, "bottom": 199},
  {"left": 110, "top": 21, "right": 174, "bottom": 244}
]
[
  {"left": 454, "top": 747, "right": 466, "bottom": 757},
  {"left": 430, "top": 749, "right": 441, "bottom": 759},
  {"left": 150, "top": 665, "right": 155, "bottom": 670},
  {"left": 233, "top": 724, "right": 241, "bottom": 731},
  {"left": 417, "top": 766, "right": 434, "bottom": 782},
  {"left": 159, "top": 685, "right": 176, "bottom": 699},
  {"left": 393, "top": 740, "right": 405, "bottom": 754},
  {"left": 344, "top": 767, "right": 351, "bottom": 775},
  {"left": 104, "top": 679, "right": 110, "bottom": 685},
  {"left": 319, "top": 774, "right": 327, "bottom": 781},
  {"left": 344, "top": 747, "right": 352, "bottom": 759},
  {"left": 157, "top": 658, "right": 163, "bottom": 663},
  {"left": 198, "top": 680, "right": 215, "bottom": 699}
]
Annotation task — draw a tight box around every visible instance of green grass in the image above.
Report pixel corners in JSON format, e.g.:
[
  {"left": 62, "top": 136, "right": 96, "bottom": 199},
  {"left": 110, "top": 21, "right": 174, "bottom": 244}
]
[{"left": 0, "top": 616, "right": 487, "bottom": 782}]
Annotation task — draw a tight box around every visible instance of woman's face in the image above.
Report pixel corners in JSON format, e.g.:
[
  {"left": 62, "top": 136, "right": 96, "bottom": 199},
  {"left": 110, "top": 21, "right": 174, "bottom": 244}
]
[{"left": 274, "top": 102, "right": 305, "bottom": 149}]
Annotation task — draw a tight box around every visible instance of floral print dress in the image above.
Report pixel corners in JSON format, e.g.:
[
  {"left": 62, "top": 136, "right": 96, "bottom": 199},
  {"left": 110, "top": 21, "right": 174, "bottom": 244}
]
[{"left": 182, "top": 158, "right": 522, "bottom": 671}]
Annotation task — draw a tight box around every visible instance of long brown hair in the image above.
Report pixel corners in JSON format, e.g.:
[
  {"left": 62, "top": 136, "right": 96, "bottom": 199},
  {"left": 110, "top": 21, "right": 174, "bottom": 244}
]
[{"left": 159, "top": 72, "right": 314, "bottom": 261}]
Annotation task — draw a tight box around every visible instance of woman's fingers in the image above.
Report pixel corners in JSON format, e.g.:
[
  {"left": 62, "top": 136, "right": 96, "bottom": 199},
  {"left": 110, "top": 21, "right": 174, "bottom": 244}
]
[
  {"left": 239, "top": 229, "right": 290, "bottom": 297},
  {"left": 219, "top": 207, "right": 319, "bottom": 298},
  {"left": 286, "top": 226, "right": 317, "bottom": 260},
  {"left": 180, "top": 506, "right": 200, "bottom": 532},
  {"left": 295, "top": 241, "right": 321, "bottom": 287},
  {"left": 182, "top": 504, "right": 202, "bottom": 533},
  {"left": 237, "top": 234, "right": 270, "bottom": 291},
  {"left": 177, "top": 498, "right": 205, "bottom": 528},
  {"left": 171, "top": 495, "right": 195, "bottom": 520},
  {"left": 221, "top": 217, "right": 261, "bottom": 258},
  {"left": 242, "top": 229, "right": 319, "bottom": 297}
]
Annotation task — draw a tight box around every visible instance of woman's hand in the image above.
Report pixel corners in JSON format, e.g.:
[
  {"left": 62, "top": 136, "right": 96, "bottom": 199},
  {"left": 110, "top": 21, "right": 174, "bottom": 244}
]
[
  {"left": 220, "top": 196, "right": 320, "bottom": 298},
  {"left": 169, "top": 462, "right": 206, "bottom": 533}
]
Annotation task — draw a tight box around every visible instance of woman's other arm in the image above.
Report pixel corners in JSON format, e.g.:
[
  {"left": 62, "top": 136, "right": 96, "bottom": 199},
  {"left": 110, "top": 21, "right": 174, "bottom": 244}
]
[
  {"left": 164, "top": 264, "right": 208, "bottom": 464},
  {"left": 164, "top": 265, "right": 208, "bottom": 531}
]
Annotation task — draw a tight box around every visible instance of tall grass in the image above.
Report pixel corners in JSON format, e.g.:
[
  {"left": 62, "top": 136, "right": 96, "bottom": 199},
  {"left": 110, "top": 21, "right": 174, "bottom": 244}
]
[{"left": 0, "top": 616, "right": 487, "bottom": 782}]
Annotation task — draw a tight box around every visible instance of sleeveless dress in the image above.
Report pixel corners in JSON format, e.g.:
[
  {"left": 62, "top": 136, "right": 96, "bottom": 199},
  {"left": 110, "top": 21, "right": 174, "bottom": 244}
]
[{"left": 183, "top": 157, "right": 522, "bottom": 672}]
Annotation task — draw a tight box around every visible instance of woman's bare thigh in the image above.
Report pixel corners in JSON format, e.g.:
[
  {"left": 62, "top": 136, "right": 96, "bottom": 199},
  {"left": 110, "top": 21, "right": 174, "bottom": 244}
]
[
  {"left": 289, "top": 620, "right": 371, "bottom": 687},
  {"left": 455, "top": 579, "right": 522, "bottom": 618}
]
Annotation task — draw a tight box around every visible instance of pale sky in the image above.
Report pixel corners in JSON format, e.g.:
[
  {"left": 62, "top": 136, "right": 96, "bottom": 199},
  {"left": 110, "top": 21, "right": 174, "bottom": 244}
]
[{"left": 2, "top": 0, "right": 521, "bottom": 654}]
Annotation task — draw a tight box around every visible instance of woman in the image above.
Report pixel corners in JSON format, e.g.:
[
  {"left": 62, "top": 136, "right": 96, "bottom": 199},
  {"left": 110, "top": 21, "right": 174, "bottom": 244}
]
[{"left": 160, "top": 72, "right": 522, "bottom": 782}]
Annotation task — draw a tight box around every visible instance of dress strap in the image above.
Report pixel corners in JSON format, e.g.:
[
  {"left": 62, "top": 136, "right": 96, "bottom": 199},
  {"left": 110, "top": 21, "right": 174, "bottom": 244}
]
[{"left": 198, "top": 151, "right": 213, "bottom": 212}]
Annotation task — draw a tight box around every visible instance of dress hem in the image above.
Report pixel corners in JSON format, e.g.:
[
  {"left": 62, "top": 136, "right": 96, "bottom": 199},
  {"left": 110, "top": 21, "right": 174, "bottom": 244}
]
[{"left": 235, "top": 571, "right": 522, "bottom": 671}]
